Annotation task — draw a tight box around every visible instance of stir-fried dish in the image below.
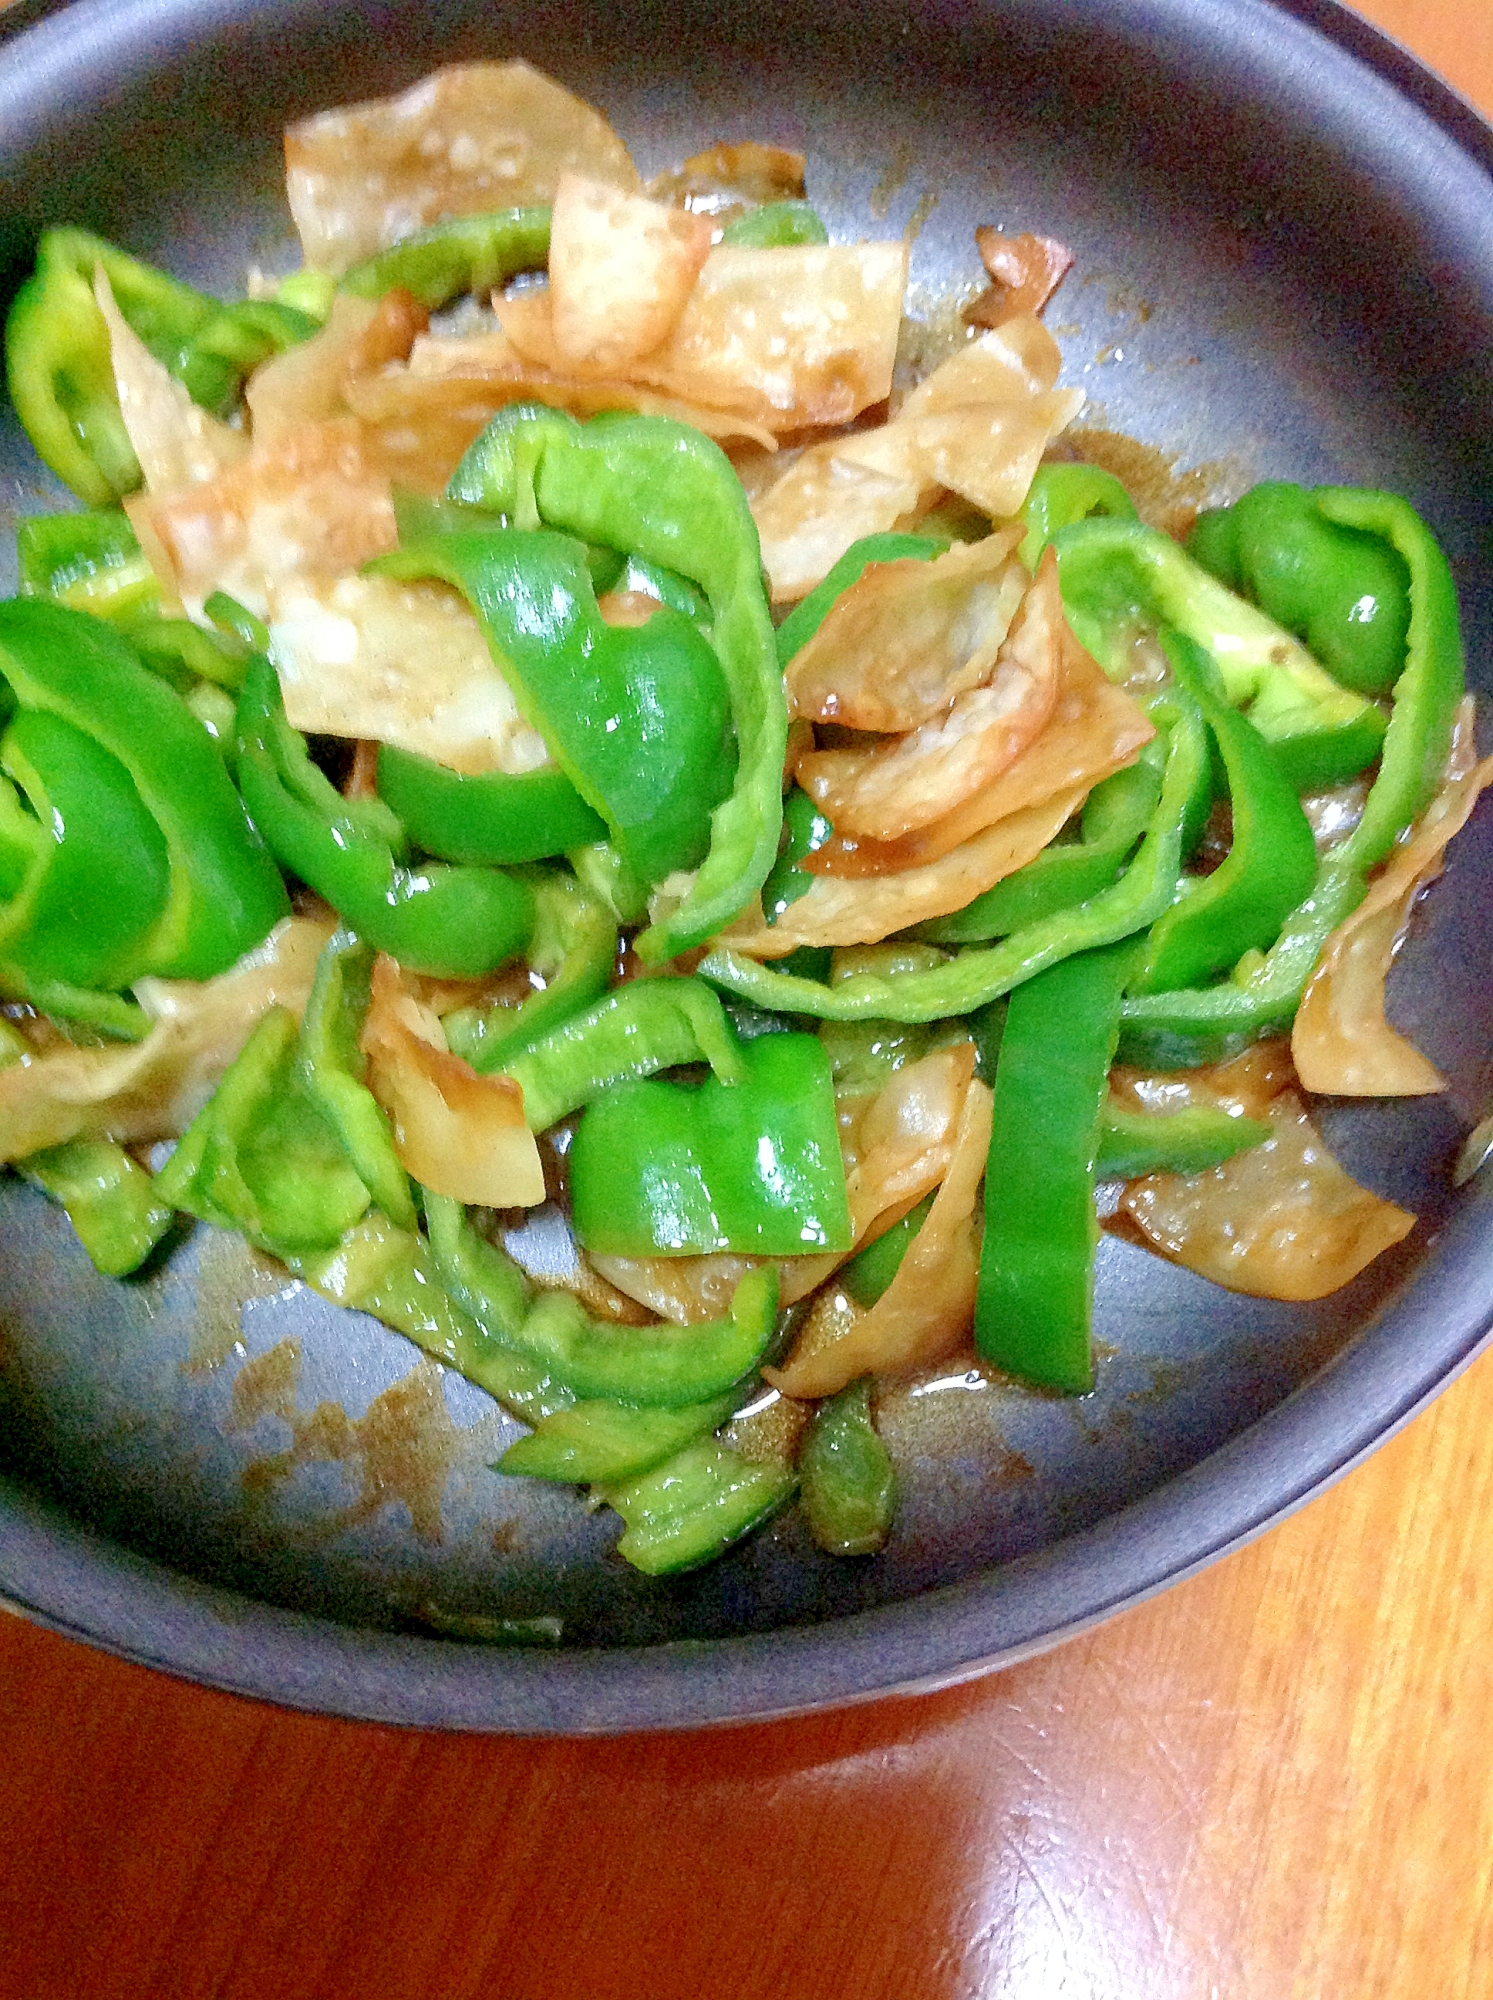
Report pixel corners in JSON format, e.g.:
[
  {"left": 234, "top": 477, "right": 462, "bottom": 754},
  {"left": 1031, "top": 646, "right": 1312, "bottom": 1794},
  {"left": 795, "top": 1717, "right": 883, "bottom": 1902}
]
[{"left": 2, "top": 61, "right": 1487, "bottom": 1577}]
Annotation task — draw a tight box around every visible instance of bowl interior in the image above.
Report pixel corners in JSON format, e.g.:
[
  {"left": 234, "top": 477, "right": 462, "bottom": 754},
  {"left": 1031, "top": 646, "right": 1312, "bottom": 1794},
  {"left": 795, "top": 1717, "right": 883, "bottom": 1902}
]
[{"left": 2, "top": 0, "right": 1493, "bottom": 1728}]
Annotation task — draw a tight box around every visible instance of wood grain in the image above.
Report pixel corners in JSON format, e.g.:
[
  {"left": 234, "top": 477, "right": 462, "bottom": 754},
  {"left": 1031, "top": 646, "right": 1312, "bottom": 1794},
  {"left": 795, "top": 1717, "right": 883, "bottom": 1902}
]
[{"left": 3, "top": 7, "right": 1493, "bottom": 1998}]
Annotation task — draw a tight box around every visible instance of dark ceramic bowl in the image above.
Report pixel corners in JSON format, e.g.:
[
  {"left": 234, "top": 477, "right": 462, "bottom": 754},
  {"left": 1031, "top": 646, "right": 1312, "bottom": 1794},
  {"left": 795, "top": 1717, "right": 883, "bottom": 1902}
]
[{"left": 2, "top": 0, "right": 1492, "bottom": 1734}]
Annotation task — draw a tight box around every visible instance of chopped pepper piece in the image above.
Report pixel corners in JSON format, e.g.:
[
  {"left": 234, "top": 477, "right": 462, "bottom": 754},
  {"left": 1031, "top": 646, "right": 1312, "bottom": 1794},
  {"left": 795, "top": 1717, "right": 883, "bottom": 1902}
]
[
  {"left": 295, "top": 929, "right": 416, "bottom": 1230},
  {"left": 374, "top": 744, "right": 606, "bottom": 866},
  {"left": 19, "top": 1136, "right": 173, "bottom": 1276},
  {"left": 340, "top": 204, "right": 552, "bottom": 309},
  {"left": 1094, "top": 1100, "right": 1270, "bottom": 1179},
  {"left": 601, "top": 1438, "right": 795, "bottom": 1574},
  {"left": 1018, "top": 460, "right": 1137, "bottom": 571},
  {"left": 444, "top": 868, "right": 617, "bottom": 1074},
  {"left": 498, "top": 1390, "right": 740, "bottom": 1485},
  {"left": 16, "top": 508, "right": 158, "bottom": 621},
  {"left": 719, "top": 200, "right": 829, "bottom": 248},
  {"left": 799, "top": 1377, "right": 897, "bottom": 1556},
  {"left": 569, "top": 1029, "right": 853, "bottom": 1258}
]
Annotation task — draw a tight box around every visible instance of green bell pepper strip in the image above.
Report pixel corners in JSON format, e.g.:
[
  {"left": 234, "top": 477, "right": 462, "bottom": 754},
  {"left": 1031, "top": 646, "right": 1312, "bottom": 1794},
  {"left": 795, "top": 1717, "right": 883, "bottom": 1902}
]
[
  {"left": 374, "top": 530, "right": 736, "bottom": 888},
  {"left": 698, "top": 685, "right": 1208, "bottom": 1023},
  {"left": 19, "top": 1136, "right": 173, "bottom": 1277},
  {"left": 976, "top": 939, "right": 1138, "bottom": 1395},
  {"left": 374, "top": 744, "right": 607, "bottom": 866},
  {"left": 1187, "top": 481, "right": 1410, "bottom": 696},
  {"left": 774, "top": 531, "right": 946, "bottom": 668},
  {"left": 5, "top": 228, "right": 313, "bottom": 503},
  {"left": 154, "top": 1006, "right": 372, "bottom": 1256},
  {"left": 500, "top": 975, "right": 746, "bottom": 1131},
  {"left": 1130, "top": 631, "right": 1318, "bottom": 994},
  {"left": 0, "top": 599, "right": 288, "bottom": 981},
  {"left": 568, "top": 1030, "right": 854, "bottom": 1258},
  {"left": 0, "top": 707, "right": 172, "bottom": 993},
  {"left": 600, "top": 1439, "right": 796, "bottom": 1575},
  {"left": 117, "top": 614, "right": 251, "bottom": 696},
  {"left": 842, "top": 1193, "right": 936, "bottom": 1306},
  {"left": 424, "top": 1189, "right": 780, "bottom": 1407},
  {"left": 0, "top": 974, "right": 149, "bottom": 1040},
  {"left": 1052, "top": 517, "right": 1387, "bottom": 792},
  {"left": 799, "top": 1377, "right": 897, "bottom": 1557},
  {"left": 568, "top": 837, "right": 652, "bottom": 926},
  {"left": 1018, "top": 461, "right": 1138, "bottom": 571},
  {"left": 447, "top": 405, "right": 786, "bottom": 964},
  {"left": 760, "top": 785, "right": 836, "bottom": 926},
  {"left": 16, "top": 509, "right": 159, "bottom": 621},
  {"left": 1093, "top": 1101, "right": 1270, "bottom": 1180},
  {"left": 295, "top": 929, "right": 417, "bottom": 1230},
  {"left": 290, "top": 1211, "right": 574, "bottom": 1422},
  {"left": 234, "top": 654, "right": 535, "bottom": 979},
  {"left": 719, "top": 200, "right": 830, "bottom": 248},
  {"left": 498, "top": 1389, "right": 741, "bottom": 1485},
  {"left": 915, "top": 748, "right": 1165, "bottom": 945},
  {"left": 1118, "top": 489, "right": 1466, "bottom": 1067},
  {"left": 444, "top": 867, "right": 617, "bottom": 1075},
  {"left": 340, "top": 205, "right": 552, "bottom": 309}
]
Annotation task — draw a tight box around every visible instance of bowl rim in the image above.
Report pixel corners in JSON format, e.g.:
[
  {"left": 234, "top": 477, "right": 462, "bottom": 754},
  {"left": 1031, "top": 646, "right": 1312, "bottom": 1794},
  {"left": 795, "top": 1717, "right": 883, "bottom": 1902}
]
[{"left": 1, "top": 0, "right": 1492, "bottom": 1735}]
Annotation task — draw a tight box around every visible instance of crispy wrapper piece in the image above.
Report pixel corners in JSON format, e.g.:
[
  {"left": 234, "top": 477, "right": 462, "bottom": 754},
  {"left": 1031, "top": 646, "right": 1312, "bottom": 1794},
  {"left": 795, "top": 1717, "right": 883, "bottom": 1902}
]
[
  {"left": 95, "top": 269, "right": 246, "bottom": 495},
  {"left": 353, "top": 328, "right": 779, "bottom": 449},
  {"left": 766, "top": 1073, "right": 993, "bottom": 1397},
  {"left": 784, "top": 527, "right": 1026, "bottom": 731},
  {"left": 810, "top": 602, "right": 1155, "bottom": 875},
  {"left": 0, "top": 917, "right": 333, "bottom": 1164},
  {"left": 246, "top": 290, "right": 428, "bottom": 440},
  {"left": 725, "top": 785, "right": 1083, "bottom": 954},
  {"left": 285, "top": 60, "right": 639, "bottom": 275},
  {"left": 360, "top": 956, "right": 544, "bottom": 1209},
  {"left": 498, "top": 241, "right": 908, "bottom": 430},
  {"left": 797, "top": 547, "right": 1066, "bottom": 840},
  {"left": 592, "top": 1044, "right": 975, "bottom": 1325},
  {"left": 1294, "top": 703, "right": 1493, "bottom": 1096},
  {"left": 647, "top": 142, "right": 807, "bottom": 216},
  {"left": 1119, "top": 1091, "right": 1415, "bottom": 1300},
  {"left": 752, "top": 317, "right": 1082, "bottom": 600},
  {"left": 964, "top": 226, "right": 1074, "bottom": 329},
  {"left": 128, "top": 418, "right": 397, "bottom": 618},
  {"left": 266, "top": 572, "right": 548, "bottom": 777},
  {"left": 548, "top": 174, "right": 713, "bottom": 368}
]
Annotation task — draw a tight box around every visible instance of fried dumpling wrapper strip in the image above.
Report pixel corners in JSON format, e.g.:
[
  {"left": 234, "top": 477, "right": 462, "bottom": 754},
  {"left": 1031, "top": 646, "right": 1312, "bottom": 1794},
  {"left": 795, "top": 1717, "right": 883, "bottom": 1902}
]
[
  {"left": 497, "top": 241, "right": 908, "bottom": 430},
  {"left": 752, "top": 317, "right": 1082, "bottom": 600},
  {"left": 1293, "top": 702, "right": 1493, "bottom": 1096},
  {"left": 810, "top": 603, "right": 1155, "bottom": 874},
  {"left": 285, "top": 60, "right": 639, "bottom": 275},
  {"left": 352, "top": 330, "right": 778, "bottom": 449},
  {"left": 797, "top": 545, "right": 1065, "bottom": 840},
  {"left": 724, "top": 784, "right": 1084, "bottom": 954},
  {"left": 592, "top": 1043, "right": 975, "bottom": 1324},
  {"left": 783, "top": 526, "right": 1026, "bottom": 732},
  {"left": 766, "top": 1072, "right": 993, "bottom": 1397},
  {"left": 0, "top": 916, "right": 332, "bottom": 1164},
  {"left": 1119, "top": 1090, "right": 1415, "bottom": 1300},
  {"left": 548, "top": 174, "right": 713, "bottom": 369},
  {"left": 246, "top": 290, "right": 428, "bottom": 441},
  {"left": 360, "top": 955, "right": 544, "bottom": 1209},
  {"left": 127, "top": 418, "right": 397, "bottom": 618},
  {"left": 964, "top": 226, "right": 1074, "bottom": 330},
  {"left": 95, "top": 269, "right": 246, "bottom": 495}
]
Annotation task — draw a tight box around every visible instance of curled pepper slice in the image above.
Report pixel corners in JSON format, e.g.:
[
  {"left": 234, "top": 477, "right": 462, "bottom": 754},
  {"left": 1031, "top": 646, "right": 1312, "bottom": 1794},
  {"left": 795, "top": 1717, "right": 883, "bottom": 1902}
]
[
  {"left": 340, "top": 205, "right": 552, "bottom": 309},
  {"left": 447, "top": 405, "right": 786, "bottom": 962},
  {"left": 374, "top": 744, "right": 606, "bottom": 865},
  {"left": 443, "top": 867, "right": 617, "bottom": 1074}
]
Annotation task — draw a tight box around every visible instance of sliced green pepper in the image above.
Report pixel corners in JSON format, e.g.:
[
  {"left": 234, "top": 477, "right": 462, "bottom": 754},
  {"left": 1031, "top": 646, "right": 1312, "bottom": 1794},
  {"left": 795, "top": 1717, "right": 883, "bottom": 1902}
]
[
  {"left": 841, "top": 1194, "right": 936, "bottom": 1307},
  {"left": 698, "top": 685, "right": 1208, "bottom": 1023},
  {"left": 6, "top": 227, "right": 313, "bottom": 503},
  {"left": 19, "top": 1136, "right": 172, "bottom": 1276},
  {"left": 373, "top": 745, "right": 607, "bottom": 866},
  {"left": 444, "top": 868, "right": 617, "bottom": 1074},
  {"left": 340, "top": 205, "right": 551, "bottom": 309},
  {"left": 1019, "top": 460, "right": 1138, "bottom": 571},
  {"left": 1130, "top": 631, "right": 1318, "bottom": 994},
  {"left": 374, "top": 529, "right": 736, "bottom": 887},
  {"left": 498, "top": 1390, "right": 740, "bottom": 1485},
  {"left": 799, "top": 1377, "right": 896, "bottom": 1556},
  {"left": 0, "top": 599, "right": 288, "bottom": 982},
  {"left": 976, "top": 939, "right": 1138, "bottom": 1394},
  {"left": 16, "top": 509, "right": 158, "bottom": 621},
  {"left": 568, "top": 1030, "right": 853, "bottom": 1259},
  {"left": 447, "top": 405, "right": 786, "bottom": 963},
  {"left": 1118, "top": 489, "right": 1466, "bottom": 1066},
  {"left": 425, "top": 1190, "right": 779, "bottom": 1407},
  {"left": 1188, "top": 481, "right": 1410, "bottom": 695},
  {"left": 501, "top": 975, "right": 745, "bottom": 1131},
  {"left": 719, "top": 201, "right": 829, "bottom": 248},
  {"left": 1053, "top": 516, "right": 1387, "bottom": 791},
  {"left": 234, "top": 654, "right": 535, "bottom": 979},
  {"left": 774, "top": 531, "right": 946, "bottom": 668},
  {"left": 760, "top": 785, "right": 836, "bottom": 927},
  {"left": 1093, "top": 1101, "right": 1270, "bottom": 1179},
  {"left": 601, "top": 1439, "right": 795, "bottom": 1574},
  {"left": 295, "top": 929, "right": 416, "bottom": 1231}
]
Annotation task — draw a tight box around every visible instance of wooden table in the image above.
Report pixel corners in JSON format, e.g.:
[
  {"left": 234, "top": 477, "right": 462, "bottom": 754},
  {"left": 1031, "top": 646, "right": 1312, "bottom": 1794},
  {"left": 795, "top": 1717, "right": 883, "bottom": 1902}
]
[{"left": 4, "top": 5, "right": 1493, "bottom": 1995}]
